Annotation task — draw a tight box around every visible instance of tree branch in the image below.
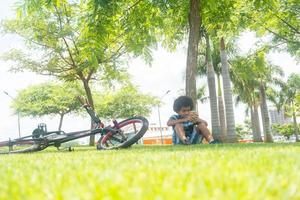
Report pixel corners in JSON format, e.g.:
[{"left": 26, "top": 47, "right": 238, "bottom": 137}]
[
  {"left": 125, "top": 0, "right": 143, "bottom": 13},
  {"left": 63, "top": 4, "right": 80, "bottom": 56},
  {"left": 274, "top": 14, "right": 300, "bottom": 35},
  {"left": 263, "top": 1, "right": 300, "bottom": 34},
  {"left": 98, "top": 44, "right": 125, "bottom": 64},
  {"left": 53, "top": 5, "right": 77, "bottom": 69},
  {"left": 87, "top": 69, "right": 94, "bottom": 82},
  {"left": 245, "top": 14, "right": 300, "bottom": 45}
]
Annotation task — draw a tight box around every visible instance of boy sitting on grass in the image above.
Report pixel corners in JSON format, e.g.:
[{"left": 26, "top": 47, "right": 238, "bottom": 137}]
[{"left": 167, "top": 96, "right": 219, "bottom": 145}]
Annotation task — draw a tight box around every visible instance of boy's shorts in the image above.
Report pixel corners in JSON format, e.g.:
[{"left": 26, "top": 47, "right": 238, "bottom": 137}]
[{"left": 172, "top": 126, "right": 203, "bottom": 144}]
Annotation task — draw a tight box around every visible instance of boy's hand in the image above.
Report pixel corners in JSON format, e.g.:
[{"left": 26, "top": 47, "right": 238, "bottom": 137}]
[
  {"left": 187, "top": 112, "right": 208, "bottom": 126},
  {"left": 186, "top": 112, "right": 199, "bottom": 123},
  {"left": 179, "top": 136, "right": 191, "bottom": 145},
  {"left": 182, "top": 138, "right": 191, "bottom": 145},
  {"left": 184, "top": 115, "right": 192, "bottom": 122}
]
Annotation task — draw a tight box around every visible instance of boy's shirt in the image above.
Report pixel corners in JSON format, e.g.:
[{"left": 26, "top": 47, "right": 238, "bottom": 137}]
[{"left": 169, "top": 114, "right": 195, "bottom": 135}]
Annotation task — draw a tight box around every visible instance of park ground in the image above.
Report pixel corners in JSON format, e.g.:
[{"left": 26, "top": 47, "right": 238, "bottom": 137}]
[{"left": 0, "top": 143, "right": 300, "bottom": 200}]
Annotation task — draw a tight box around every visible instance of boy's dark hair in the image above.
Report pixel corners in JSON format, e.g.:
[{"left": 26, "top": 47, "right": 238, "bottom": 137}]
[{"left": 173, "top": 96, "right": 194, "bottom": 112}]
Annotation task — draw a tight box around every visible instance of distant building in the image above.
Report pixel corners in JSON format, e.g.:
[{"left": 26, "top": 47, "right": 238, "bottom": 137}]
[
  {"left": 269, "top": 109, "right": 285, "bottom": 124},
  {"left": 269, "top": 109, "right": 291, "bottom": 125}
]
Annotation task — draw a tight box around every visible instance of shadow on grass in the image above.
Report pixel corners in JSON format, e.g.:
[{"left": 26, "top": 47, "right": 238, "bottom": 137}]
[
  {"left": 125, "top": 142, "right": 300, "bottom": 153},
  {"left": 7, "top": 142, "right": 299, "bottom": 155}
]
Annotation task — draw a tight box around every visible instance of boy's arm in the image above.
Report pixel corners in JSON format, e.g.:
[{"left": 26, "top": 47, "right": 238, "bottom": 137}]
[
  {"left": 195, "top": 117, "right": 208, "bottom": 126},
  {"left": 167, "top": 117, "right": 189, "bottom": 126},
  {"left": 189, "top": 112, "right": 208, "bottom": 125}
]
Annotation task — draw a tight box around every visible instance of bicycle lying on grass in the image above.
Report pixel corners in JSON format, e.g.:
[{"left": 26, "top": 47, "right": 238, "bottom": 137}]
[{"left": 0, "top": 97, "right": 149, "bottom": 154}]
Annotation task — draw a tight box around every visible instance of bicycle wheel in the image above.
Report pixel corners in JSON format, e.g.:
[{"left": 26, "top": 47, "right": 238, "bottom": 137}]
[
  {"left": 97, "top": 116, "right": 148, "bottom": 150},
  {"left": 0, "top": 137, "right": 46, "bottom": 154}
]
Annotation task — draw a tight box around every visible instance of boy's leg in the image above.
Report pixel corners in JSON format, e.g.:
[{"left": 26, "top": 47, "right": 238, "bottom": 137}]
[
  {"left": 189, "top": 126, "right": 201, "bottom": 144},
  {"left": 196, "top": 122, "right": 214, "bottom": 143},
  {"left": 174, "top": 123, "right": 188, "bottom": 142}
]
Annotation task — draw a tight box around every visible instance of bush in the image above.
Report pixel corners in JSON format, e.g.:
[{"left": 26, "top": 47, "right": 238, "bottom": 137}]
[{"left": 271, "top": 123, "right": 300, "bottom": 139}]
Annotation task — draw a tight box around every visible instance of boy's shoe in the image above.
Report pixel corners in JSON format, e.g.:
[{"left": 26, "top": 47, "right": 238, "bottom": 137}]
[{"left": 209, "top": 139, "right": 221, "bottom": 144}]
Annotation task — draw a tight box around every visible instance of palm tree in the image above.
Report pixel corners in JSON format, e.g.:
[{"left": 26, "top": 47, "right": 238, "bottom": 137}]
[
  {"left": 252, "top": 100, "right": 263, "bottom": 142},
  {"left": 204, "top": 32, "right": 222, "bottom": 141},
  {"left": 259, "top": 81, "right": 273, "bottom": 142},
  {"left": 235, "top": 92, "right": 263, "bottom": 142},
  {"left": 253, "top": 52, "right": 284, "bottom": 142},
  {"left": 211, "top": 40, "right": 227, "bottom": 140},
  {"left": 213, "top": 38, "right": 238, "bottom": 141},
  {"left": 283, "top": 74, "right": 300, "bottom": 142},
  {"left": 232, "top": 51, "right": 284, "bottom": 143},
  {"left": 220, "top": 37, "right": 237, "bottom": 142},
  {"left": 217, "top": 75, "right": 227, "bottom": 139},
  {"left": 267, "top": 88, "right": 286, "bottom": 114},
  {"left": 197, "top": 31, "right": 240, "bottom": 142},
  {"left": 231, "top": 57, "right": 263, "bottom": 142}
]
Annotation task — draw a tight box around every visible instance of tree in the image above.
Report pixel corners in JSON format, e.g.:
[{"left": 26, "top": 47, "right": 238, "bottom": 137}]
[
  {"left": 235, "top": 119, "right": 252, "bottom": 140},
  {"left": 1, "top": 0, "right": 161, "bottom": 145},
  {"left": 272, "top": 123, "right": 300, "bottom": 140},
  {"left": 143, "top": 0, "right": 221, "bottom": 139},
  {"left": 244, "top": 0, "right": 300, "bottom": 59},
  {"left": 231, "top": 56, "right": 263, "bottom": 142},
  {"left": 185, "top": 0, "right": 201, "bottom": 106},
  {"left": 220, "top": 37, "right": 237, "bottom": 142},
  {"left": 231, "top": 51, "right": 284, "bottom": 142},
  {"left": 255, "top": 52, "right": 285, "bottom": 142},
  {"left": 12, "top": 82, "right": 83, "bottom": 131},
  {"left": 94, "top": 85, "right": 158, "bottom": 119},
  {"left": 213, "top": 40, "right": 227, "bottom": 141},
  {"left": 195, "top": 0, "right": 297, "bottom": 142},
  {"left": 197, "top": 33, "right": 238, "bottom": 142},
  {"left": 203, "top": 31, "right": 222, "bottom": 141},
  {"left": 199, "top": 0, "right": 244, "bottom": 142},
  {"left": 196, "top": 84, "right": 207, "bottom": 103},
  {"left": 267, "top": 87, "right": 286, "bottom": 114},
  {"left": 259, "top": 79, "right": 273, "bottom": 142},
  {"left": 283, "top": 73, "right": 300, "bottom": 141}
]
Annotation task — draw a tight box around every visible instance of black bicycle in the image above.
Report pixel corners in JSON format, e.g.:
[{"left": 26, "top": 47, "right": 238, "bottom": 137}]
[{"left": 0, "top": 97, "right": 149, "bottom": 154}]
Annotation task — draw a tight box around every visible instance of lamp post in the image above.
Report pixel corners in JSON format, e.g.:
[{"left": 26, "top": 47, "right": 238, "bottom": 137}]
[
  {"left": 3, "top": 91, "right": 21, "bottom": 138},
  {"left": 158, "top": 90, "right": 170, "bottom": 144}
]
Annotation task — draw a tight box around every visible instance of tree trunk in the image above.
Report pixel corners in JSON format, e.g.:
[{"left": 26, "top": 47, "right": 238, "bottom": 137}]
[
  {"left": 259, "top": 82, "right": 273, "bottom": 142},
  {"left": 250, "top": 106, "right": 255, "bottom": 138},
  {"left": 58, "top": 113, "right": 64, "bottom": 131},
  {"left": 292, "top": 101, "right": 299, "bottom": 142},
  {"left": 220, "top": 37, "right": 237, "bottom": 143},
  {"left": 253, "top": 104, "right": 263, "bottom": 142},
  {"left": 217, "top": 75, "right": 226, "bottom": 141},
  {"left": 205, "top": 34, "right": 221, "bottom": 140},
  {"left": 82, "top": 79, "right": 95, "bottom": 146},
  {"left": 186, "top": 0, "right": 201, "bottom": 106}
]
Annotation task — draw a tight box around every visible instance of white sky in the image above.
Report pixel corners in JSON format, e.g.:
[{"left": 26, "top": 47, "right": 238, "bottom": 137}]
[{"left": 0, "top": 0, "right": 299, "bottom": 141}]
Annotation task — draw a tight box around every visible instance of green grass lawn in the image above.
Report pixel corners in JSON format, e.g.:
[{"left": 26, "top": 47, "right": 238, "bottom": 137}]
[{"left": 0, "top": 143, "right": 299, "bottom": 200}]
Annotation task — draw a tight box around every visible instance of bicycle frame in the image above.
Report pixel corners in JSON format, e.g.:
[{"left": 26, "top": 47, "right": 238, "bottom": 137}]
[{"left": 0, "top": 97, "right": 125, "bottom": 153}]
